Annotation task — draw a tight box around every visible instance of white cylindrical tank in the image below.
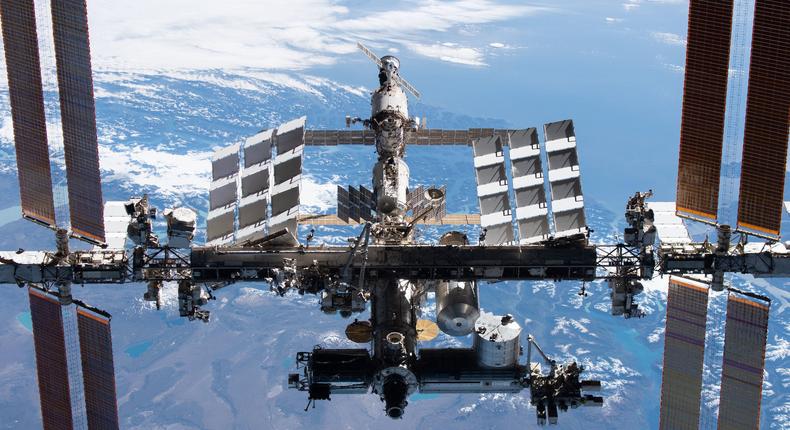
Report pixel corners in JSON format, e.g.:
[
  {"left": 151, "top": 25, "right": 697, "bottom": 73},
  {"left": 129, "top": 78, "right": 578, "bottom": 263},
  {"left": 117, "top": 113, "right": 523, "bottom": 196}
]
[
  {"left": 371, "top": 85, "right": 408, "bottom": 119},
  {"left": 435, "top": 281, "right": 479, "bottom": 336},
  {"left": 373, "top": 158, "right": 409, "bottom": 216},
  {"left": 473, "top": 312, "right": 521, "bottom": 368}
]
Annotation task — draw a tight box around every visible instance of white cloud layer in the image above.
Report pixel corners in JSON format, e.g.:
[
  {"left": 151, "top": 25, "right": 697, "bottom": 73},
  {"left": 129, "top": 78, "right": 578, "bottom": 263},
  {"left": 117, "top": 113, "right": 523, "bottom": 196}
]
[
  {"left": 83, "top": 0, "right": 547, "bottom": 71},
  {"left": 651, "top": 32, "right": 686, "bottom": 46}
]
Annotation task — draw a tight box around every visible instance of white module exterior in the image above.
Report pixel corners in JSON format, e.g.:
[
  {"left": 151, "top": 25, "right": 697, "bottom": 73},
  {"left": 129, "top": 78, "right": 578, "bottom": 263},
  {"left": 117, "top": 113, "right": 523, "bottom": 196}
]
[
  {"left": 372, "top": 84, "right": 408, "bottom": 119},
  {"left": 473, "top": 312, "right": 521, "bottom": 368},
  {"left": 373, "top": 158, "right": 410, "bottom": 216}
]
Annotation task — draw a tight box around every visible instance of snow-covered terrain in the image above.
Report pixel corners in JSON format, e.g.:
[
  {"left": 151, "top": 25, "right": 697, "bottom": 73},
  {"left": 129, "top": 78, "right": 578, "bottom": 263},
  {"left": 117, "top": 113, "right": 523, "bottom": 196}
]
[{"left": 0, "top": 70, "right": 787, "bottom": 429}]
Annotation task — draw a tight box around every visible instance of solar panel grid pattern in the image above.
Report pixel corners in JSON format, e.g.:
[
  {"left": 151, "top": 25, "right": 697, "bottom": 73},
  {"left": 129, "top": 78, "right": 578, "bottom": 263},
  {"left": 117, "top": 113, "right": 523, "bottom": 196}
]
[
  {"left": 77, "top": 309, "right": 119, "bottom": 430},
  {"left": 0, "top": 0, "right": 57, "bottom": 226},
  {"left": 303, "top": 129, "right": 518, "bottom": 146},
  {"left": 28, "top": 289, "right": 74, "bottom": 430},
  {"left": 717, "top": 295, "right": 769, "bottom": 430},
  {"left": 736, "top": 0, "right": 790, "bottom": 237},
  {"left": 676, "top": 0, "right": 734, "bottom": 222},
  {"left": 658, "top": 278, "right": 709, "bottom": 430},
  {"left": 51, "top": 0, "right": 104, "bottom": 242}
]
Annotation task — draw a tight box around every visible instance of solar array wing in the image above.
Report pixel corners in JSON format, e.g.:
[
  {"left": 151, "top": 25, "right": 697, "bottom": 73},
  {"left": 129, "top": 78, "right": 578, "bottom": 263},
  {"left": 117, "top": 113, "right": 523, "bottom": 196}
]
[
  {"left": 337, "top": 185, "right": 350, "bottom": 223},
  {"left": 675, "top": 0, "right": 734, "bottom": 224},
  {"left": 303, "top": 130, "right": 377, "bottom": 146},
  {"left": 28, "top": 288, "right": 74, "bottom": 430},
  {"left": 717, "top": 293, "right": 770, "bottom": 430},
  {"left": 407, "top": 185, "right": 425, "bottom": 213},
  {"left": 302, "top": 129, "right": 519, "bottom": 146},
  {"left": 76, "top": 307, "right": 119, "bottom": 430},
  {"left": 647, "top": 202, "right": 692, "bottom": 244},
  {"left": 0, "top": 0, "right": 57, "bottom": 227},
  {"left": 509, "top": 128, "right": 550, "bottom": 244},
  {"left": 348, "top": 186, "right": 361, "bottom": 222},
  {"left": 359, "top": 186, "right": 375, "bottom": 222},
  {"left": 51, "top": 0, "right": 105, "bottom": 243},
  {"left": 658, "top": 277, "right": 709, "bottom": 430},
  {"left": 735, "top": 0, "right": 790, "bottom": 239},
  {"left": 544, "top": 120, "right": 588, "bottom": 239},
  {"left": 473, "top": 136, "right": 513, "bottom": 245}
]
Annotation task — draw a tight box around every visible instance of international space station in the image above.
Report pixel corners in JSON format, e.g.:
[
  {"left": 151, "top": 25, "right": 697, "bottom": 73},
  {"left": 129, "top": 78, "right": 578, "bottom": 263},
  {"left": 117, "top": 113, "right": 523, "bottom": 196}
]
[{"left": 0, "top": 0, "right": 788, "bottom": 428}]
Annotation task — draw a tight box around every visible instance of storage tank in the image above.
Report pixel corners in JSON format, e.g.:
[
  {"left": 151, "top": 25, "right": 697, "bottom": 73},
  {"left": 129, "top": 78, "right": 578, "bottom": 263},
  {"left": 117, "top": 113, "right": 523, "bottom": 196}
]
[
  {"left": 473, "top": 312, "right": 521, "bottom": 368},
  {"left": 435, "top": 281, "right": 479, "bottom": 336}
]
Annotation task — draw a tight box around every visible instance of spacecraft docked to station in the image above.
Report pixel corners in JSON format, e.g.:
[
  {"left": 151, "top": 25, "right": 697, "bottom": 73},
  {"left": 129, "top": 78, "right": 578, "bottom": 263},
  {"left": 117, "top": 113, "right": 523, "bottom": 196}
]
[{"left": 0, "top": 0, "right": 788, "bottom": 429}]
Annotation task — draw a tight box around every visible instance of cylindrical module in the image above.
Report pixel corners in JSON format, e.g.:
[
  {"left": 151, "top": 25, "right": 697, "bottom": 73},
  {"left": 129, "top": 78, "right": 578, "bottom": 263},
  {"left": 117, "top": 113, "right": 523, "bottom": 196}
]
[
  {"left": 371, "top": 278, "right": 418, "bottom": 363},
  {"left": 373, "top": 158, "right": 410, "bottom": 217},
  {"left": 435, "top": 281, "right": 480, "bottom": 336},
  {"left": 371, "top": 85, "right": 408, "bottom": 120},
  {"left": 473, "top": 312, "right": 522, "bottom": 368}
]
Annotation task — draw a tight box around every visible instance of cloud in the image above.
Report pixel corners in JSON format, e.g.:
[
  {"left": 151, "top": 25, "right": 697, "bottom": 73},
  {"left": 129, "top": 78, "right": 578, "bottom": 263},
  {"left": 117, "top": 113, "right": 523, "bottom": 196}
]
[
  {"left": 409, "top": 43, "right": 486, "bottom": 66},
  {"left": 605, "top": 17, "right": 624, "bottom": 24},
  {"left": 80, "top": 0, "right": 548, "bottom": 71},
  {"left": 651, "top": 32, "right": 686, "bottom": 46}
]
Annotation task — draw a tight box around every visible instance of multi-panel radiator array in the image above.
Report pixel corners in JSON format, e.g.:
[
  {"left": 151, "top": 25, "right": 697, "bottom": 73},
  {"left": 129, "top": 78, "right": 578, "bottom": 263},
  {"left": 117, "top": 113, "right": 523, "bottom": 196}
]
[
  {"left": 0, "top": 0, "right": 106, "bottom": 243},
  {"left": 472, "top": 120, "right": 588, "bottom": 245},
  {"left": 28, "top": 287, "right": 119, "bottom": 430},
  {"left": 206, "top": 117, "right": 305, "bottom": 247},
  {"left": 658, "top": 278, "right": 771, "bottom": 429},
  {"left": 675, "top": 0, "right": 790, "bottom": 239}
]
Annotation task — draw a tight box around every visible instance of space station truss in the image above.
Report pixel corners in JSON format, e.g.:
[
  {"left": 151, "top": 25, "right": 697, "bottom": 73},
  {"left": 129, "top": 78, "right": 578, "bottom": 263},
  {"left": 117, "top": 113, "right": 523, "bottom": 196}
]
[
  {"left": 472, "top": 135, "right": 514, "bottom": 245},
  {"left": 0, "top": 0, "right": 57, "bottom": 227},
  {"left": 659, "top": 277, "right": 709, "bottom": 430},
  {"left": 28, "top": 288, "right": 74, "bottom": 430},
  {"left": 675, "top": 0, "right": 733, "bottom": 224},
  {"left": 206, "top": 117, "right": 305, "bottom": 247},
  {"left": 717, "top": 293, "right": 770, "bottom": 430},
  {"left": 735, "top": 0, "right": 790, "bottom": 239},
  {"left": 544, "top": 120, "right": 587, "bottom": 239},
  {"left": 77, "top": 307, "right": 120, "bottom": 429},
  {"left": 470, "top": 120, "right": 588, "bottom": 246}
]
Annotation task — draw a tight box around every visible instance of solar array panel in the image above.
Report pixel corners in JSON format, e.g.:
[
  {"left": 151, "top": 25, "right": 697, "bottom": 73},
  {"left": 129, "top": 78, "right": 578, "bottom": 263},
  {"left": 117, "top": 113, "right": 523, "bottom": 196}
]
[
  {"left": 51, "top": 0, "right": 105, "bottom": 243},
  {"left": 472, "top": 135, "right": 513, "bottom": 245},
  {"left": 544, "top": 120, "right": 587, "bottom": 239},
  {"left": 28, "top": 288, "right": 74, "bottom": 430},
  {"left": 717, "top": 293, "right": 770, "bottom": 430},
  {"left": 337, "top": 185, "right": 350, "bottom": 222},
  {"left": 510, "top": 128, "right": 549, "bottom": 244},
  {"left": 675, "top": 0, "right": 734, "bottom": 224},
  {"left": 658, "top": 277, "right": 708, "bottom": 430},
  {"left": 77, "top": 307, "right": 119, "bottom": 430},
  {"left": 0, "top": 0, "right": 57, "bottom": 227},
  {"left": 303, "top": 129, "right": 519, "bottom": 146},
  {"left": 736, "top": 0, "right": 790, "bottom": 239}
]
